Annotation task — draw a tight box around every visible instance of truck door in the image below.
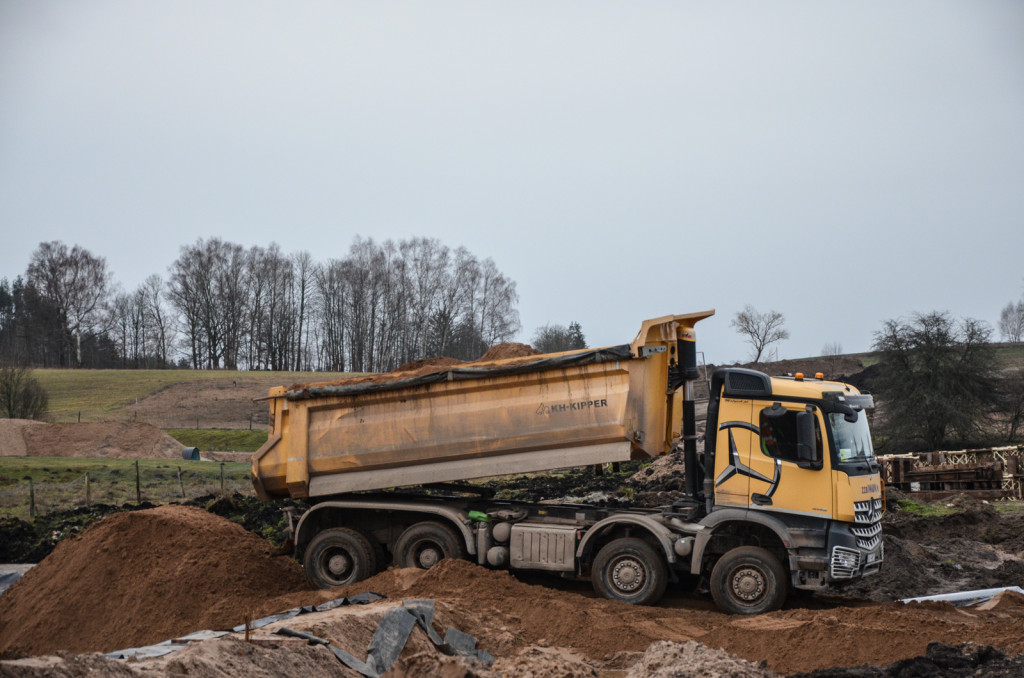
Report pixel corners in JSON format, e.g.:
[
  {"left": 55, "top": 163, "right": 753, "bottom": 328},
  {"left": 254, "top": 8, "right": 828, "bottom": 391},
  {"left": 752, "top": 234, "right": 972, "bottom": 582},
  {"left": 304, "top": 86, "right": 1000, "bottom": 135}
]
[
  {"left": 711, "top": 397, "right": 757, "bottom": 508},
  {"left": 745, "top": 401, "right": 833, "bottom": 519}
]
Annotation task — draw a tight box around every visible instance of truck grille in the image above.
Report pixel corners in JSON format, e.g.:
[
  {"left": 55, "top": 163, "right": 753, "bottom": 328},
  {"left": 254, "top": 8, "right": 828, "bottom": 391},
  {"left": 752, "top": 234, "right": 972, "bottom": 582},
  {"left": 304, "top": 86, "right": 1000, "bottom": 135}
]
[
  {"left": 852, "top": 497, "right": 883, "bottom": 550},
  {"left": 830, "top": 546, "right": 860, "bottom": 579}
]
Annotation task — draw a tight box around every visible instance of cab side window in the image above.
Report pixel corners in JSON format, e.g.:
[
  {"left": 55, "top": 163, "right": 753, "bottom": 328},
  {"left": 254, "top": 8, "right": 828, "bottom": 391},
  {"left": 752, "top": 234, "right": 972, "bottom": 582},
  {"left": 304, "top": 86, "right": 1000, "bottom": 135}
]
[{"left": 760, "top": 406, "right": 822, "bottom": 463}]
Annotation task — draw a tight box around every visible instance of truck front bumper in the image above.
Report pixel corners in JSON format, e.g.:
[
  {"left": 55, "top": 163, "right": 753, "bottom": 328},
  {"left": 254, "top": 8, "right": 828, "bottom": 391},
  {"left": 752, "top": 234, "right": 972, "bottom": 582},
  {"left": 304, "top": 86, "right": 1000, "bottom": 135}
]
[{"left": 826, "top": 521, "right": 883, "bottom": 581}]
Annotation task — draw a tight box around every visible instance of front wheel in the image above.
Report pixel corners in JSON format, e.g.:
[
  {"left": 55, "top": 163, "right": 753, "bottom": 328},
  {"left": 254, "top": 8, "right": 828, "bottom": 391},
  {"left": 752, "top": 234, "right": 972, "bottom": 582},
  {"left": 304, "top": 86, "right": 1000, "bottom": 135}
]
[
  {"left": 591, "top": 538, "right": 668, "bottom": 605},
  {"left": 710, "top": 545, "right": 787, "bottom": 614},
  {"left": 303, "top": 527, "right": 378, "bottom": 589}
]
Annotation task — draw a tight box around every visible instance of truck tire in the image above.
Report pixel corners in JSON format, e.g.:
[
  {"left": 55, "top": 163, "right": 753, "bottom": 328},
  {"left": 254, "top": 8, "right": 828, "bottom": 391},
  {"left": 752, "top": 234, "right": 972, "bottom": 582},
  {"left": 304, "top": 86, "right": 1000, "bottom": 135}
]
[
  {"left": 710, "top": 545, "right": 787, "bottom": 615},
  {"left": 591, "top": 538, "right": 668, "bottom": 605},
  {"left": 303, "top": 527, "right": 378, "bottom": 589},
  {"left": 393, "top": 521, "right": 465, "bottom": 570}
]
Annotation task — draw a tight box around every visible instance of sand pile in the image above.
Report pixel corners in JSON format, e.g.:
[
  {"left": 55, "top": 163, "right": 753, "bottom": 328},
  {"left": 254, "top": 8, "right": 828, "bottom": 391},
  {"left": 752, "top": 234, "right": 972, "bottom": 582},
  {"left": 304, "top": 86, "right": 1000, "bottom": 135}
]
[
  {"left": 0, "top": 420, "right": 185, "bottom": 459},
  {"left": 0, "top": 505, "right": 309, "bottom": 658},
  {"left": 0, "top": 419, "right": 45, "bottom": 456},
  {"left": 479, "top": 342, "right": 540, "bottom": 361}
]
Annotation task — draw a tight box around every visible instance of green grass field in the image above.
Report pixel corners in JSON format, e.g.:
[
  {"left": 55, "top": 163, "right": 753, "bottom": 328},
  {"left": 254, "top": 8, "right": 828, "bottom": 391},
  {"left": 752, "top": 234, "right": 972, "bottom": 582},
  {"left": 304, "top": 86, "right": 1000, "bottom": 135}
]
[
  {"left": 166, "top": 429, "right": 269, "bottom": 452},
  {"left": 33, "top": 368, "right": 352, "bottom": 422},
  {"left": 0, "top": 456, "right": 253, "bottom": 520}
]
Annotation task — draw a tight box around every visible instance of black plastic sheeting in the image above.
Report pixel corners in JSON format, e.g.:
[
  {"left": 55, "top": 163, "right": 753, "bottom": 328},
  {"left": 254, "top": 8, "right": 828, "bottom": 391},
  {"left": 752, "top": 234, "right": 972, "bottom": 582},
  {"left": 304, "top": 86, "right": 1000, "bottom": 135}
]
[
  {"left": 104, "top": 592, "right": 384, "bottom": 659},
  {"left": 276, "top": 599, "right": 493, "bottom": 677},
  {"left": 103, "top": 594, "right": 493, "bottom": 675},
  {"left": 0, "top": 572, "right": 25, "bottom": 596},
  {"left": 285, "top": 345, "right": 635, "bottom": 401},
  {"left": 229, "top": 591, "right": 383, "bottom": 632}
]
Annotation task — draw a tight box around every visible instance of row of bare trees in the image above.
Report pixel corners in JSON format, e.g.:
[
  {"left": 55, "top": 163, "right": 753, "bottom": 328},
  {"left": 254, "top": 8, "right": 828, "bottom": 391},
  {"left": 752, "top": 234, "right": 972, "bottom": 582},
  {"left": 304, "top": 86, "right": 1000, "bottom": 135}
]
[{"left": 0, "top": 237, "right": 521, "bottom": 372}]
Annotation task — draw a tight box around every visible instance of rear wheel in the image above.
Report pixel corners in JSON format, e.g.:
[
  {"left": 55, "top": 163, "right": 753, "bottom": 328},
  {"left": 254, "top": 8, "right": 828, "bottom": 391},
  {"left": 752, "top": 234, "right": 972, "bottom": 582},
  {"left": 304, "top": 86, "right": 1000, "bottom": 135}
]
[
  {"left": 393, "top": 521, "right": 465, "bottom": 570},
  {"left": 591, "top": 538, "right": 668, "bottom": 605},
  {"left": 303, "top": 527, "right": 377, "bottom": 589},
  {"left": 710, "top": 545, "right": 787, "bottom": 614}
]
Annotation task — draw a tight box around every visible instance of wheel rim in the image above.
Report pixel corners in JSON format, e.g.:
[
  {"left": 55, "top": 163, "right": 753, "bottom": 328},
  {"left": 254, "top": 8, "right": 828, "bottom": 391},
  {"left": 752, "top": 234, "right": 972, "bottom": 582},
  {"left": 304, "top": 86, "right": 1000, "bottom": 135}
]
[
  {"left": 412, "top": 541, "right": 443, "bottom": 568},
  {"left": 320, "top": 547, "right": 355, "bottom": 584},
  {"left": 728, "top": 564, "right": 767, "bottom": 604},
  {"left": 609, "top": 555, "right": 647, "bottom": 593}
]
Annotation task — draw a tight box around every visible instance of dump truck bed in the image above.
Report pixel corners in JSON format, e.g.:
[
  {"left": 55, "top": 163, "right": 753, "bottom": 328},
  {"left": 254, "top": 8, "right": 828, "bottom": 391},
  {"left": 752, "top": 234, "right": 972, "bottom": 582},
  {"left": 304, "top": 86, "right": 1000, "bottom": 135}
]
[{"left": 252, "top": 311, "right": 714, "bottom": 500}]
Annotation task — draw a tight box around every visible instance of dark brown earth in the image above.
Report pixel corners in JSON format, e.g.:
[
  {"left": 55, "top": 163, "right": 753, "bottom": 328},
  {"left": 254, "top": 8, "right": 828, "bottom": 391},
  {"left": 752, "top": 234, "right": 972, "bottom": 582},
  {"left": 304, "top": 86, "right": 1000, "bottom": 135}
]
[
  {"left": 0, "top": 505, "right": 307, "bottom": 657},
  {"left": 3, "top": 506, "right": 1024, "bottom": 676},
  {"left": 478, "top": 342, "right": 540, "bottom": 361}
]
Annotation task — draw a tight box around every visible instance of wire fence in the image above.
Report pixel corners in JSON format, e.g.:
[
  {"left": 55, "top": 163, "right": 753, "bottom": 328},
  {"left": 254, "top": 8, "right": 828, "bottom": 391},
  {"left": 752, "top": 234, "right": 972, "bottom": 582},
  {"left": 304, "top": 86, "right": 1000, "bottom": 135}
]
[
  {"left": 57, "top": 410, "right": 271, "bottom": 431},
  {"left": 0, "top": 461, "right": 254, "bottom": 521}
]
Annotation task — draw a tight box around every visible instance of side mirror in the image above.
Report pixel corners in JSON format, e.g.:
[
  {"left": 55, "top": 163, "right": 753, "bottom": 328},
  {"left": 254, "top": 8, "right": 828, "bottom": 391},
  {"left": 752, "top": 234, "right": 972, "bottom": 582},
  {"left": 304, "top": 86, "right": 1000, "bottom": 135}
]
[{"left": 796, "top": 411, "right": 820, "bottom": 469}]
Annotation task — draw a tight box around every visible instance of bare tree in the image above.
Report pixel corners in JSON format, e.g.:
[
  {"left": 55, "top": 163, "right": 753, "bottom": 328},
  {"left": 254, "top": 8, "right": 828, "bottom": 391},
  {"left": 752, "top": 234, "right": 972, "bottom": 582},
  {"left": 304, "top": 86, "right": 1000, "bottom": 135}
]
[
  {"left": 26, "top": 241, "right": 112, "bottom": 367},
  {"left": 313, "top": 258, "right": 348, "bottom": 372},
  {"left": 167, "top": 246, "right": 205, "bottom": 369},
  {"left": 473, "top": 258, "right": 520, "bottom": 350},
  {"left": 141, "top": 275, "right": 172, "bottom": 367},
  {"left": 292, "top": 251, "right": 316, "bottom": 370},
  {"left": 731, "top": 305, "right": 790, "bottom": 363},
  {"left": 1000, "top": 300, "right": 1024, "bottom": 343}
]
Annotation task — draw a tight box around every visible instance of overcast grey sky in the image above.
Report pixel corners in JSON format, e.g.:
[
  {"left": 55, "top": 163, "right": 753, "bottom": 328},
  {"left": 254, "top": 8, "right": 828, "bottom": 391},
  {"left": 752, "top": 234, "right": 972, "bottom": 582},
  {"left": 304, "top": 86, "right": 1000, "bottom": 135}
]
[{"left": 1, "top": 1, "right": 1022, "bottom": 365}]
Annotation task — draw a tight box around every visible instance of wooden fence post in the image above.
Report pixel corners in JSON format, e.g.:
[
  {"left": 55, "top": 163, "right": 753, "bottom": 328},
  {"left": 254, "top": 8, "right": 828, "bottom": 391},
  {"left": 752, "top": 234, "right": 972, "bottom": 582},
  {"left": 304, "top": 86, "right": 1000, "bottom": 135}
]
[
  {"left": 85, "top": 472, "right": 91, "bottom": 508},
  {"left": 178, "top": 466, "right": 185, "bottom": 499},
  {"left": 220, "top": 462, "right": 225, "bottom": 493},
  {"left": 135, "top": 460, "right": 141, "bottom": 504},
  {"left": 29, "top": 478, "right": 36, "bottom": 518}
]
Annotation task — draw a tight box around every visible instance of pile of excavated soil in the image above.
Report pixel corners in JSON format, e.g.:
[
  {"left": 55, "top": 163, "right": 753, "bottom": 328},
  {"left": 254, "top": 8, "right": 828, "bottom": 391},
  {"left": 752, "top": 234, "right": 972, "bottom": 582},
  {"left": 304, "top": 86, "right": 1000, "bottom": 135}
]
[
  {"left": 0, "top": 419, "right": 44, "bottom": 456},
  {"left": 289, "top": 558, "right": 1024, "bottom": 676},
  {"left": 479, "top": 342, "right": 541, "bottom": 361},
  {"left": 0, "top": 505, "right": 310, "bottom": 658},
  {"left": 0, "top": 421, "right": 185, "bottom": 459},
  {"left": 289, "top": 345, "right": 546, "bottom": 392},
  {"left": 393, "top": 356, "right": 467, "bottom": 372}
]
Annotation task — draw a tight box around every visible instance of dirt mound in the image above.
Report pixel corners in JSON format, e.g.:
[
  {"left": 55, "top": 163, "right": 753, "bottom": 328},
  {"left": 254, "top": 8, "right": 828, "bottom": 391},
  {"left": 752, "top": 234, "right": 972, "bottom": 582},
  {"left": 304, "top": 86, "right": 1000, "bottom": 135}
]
[
  {"left": 626, "top": 640, "right": 775, "bottom": 678},
  {"left": 978, "top": 590, "right": 1024, "bottom": 612},
  {"left": 118, "top": 378, "right": 272, "bottom": 430},
  {"left": 5, "top": 421, "right": 186, "bottom": 459},
  {"left": 0, "top": 505, "right": 309, "bottom": 658},
  {"left": 394, "top": 356, "right": 467, "bottom": 372},
  {"left": 0, "top": 419, "right": 45, "bottom": 457},
  {"left": 479, "top": 343, "right": 540, "bottom": 361}
]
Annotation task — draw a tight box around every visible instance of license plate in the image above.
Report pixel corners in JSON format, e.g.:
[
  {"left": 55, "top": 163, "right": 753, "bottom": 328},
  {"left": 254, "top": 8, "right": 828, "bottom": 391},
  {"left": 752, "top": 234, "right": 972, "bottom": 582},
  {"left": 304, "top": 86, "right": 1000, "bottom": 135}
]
[{"left": 867, "top": 552, "right": 878, "bottom": 564}]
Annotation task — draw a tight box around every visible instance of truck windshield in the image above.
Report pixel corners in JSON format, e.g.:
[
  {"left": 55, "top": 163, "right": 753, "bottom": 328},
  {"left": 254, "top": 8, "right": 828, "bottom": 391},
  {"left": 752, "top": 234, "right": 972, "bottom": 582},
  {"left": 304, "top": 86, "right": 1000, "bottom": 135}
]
[{"left": 828, "top": 411, "right": 874, "bottom": 463}]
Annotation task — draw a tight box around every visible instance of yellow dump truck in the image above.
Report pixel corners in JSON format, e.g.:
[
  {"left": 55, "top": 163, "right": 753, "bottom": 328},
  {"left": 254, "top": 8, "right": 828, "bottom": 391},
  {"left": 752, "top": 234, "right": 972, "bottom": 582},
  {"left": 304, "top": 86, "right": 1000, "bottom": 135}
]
[{"left": 252, "top": 311, "right": 883, "bottom": 614}]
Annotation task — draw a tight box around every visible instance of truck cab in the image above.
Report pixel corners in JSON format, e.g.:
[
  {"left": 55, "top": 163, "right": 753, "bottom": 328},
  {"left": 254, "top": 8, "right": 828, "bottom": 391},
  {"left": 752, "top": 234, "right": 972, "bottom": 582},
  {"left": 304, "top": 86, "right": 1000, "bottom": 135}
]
[{"left": 696, "top": 368, "right": 883, "bottom": 612}]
